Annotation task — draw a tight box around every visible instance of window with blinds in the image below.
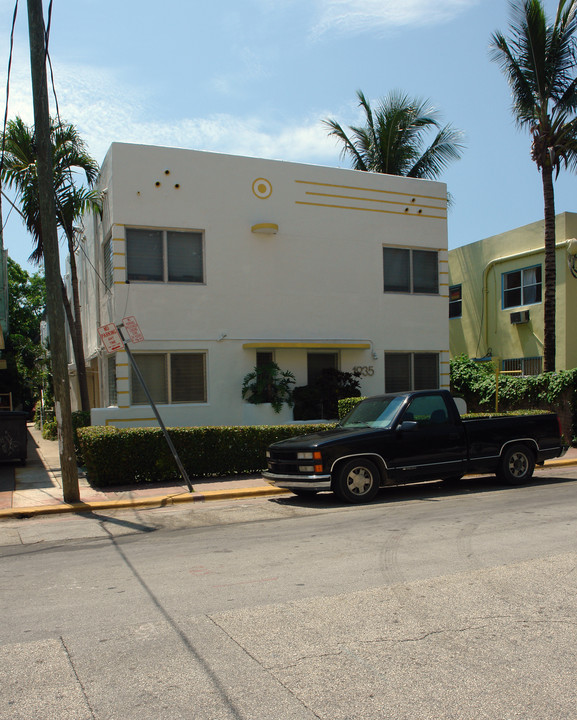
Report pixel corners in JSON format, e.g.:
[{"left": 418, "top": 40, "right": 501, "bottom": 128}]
[
  {"left": 126, "top": 228, "right": 204, "bottom": 283},
  {"left": 131, "top": 353, "right": 207, "bottom": 405},
  {"left": 385, "top": 352, "right": 439, "bottom": 393},
  {"left": 107, "top": 355, "right": 117, "bottom": 405},
  {"left": 103, "top": 237, "right": 114, "bottom": 291}
]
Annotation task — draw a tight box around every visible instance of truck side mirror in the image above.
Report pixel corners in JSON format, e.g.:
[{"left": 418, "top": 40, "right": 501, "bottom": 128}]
[{"left": 398, "top": 420, "right": 418, "bottom": 431}]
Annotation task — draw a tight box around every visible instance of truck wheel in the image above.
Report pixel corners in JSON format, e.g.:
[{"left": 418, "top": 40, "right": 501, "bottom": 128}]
[
  {"left": 333, "top": 459, "right": 380, "bottom": 503},
  {"left": 497, "top": 444, "right": 535, "bottom": 485}
]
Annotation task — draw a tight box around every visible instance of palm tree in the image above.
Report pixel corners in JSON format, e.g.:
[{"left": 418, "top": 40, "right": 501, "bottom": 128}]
[
  {"left": 491, "top": 0, "right": 577, "bottom": 372},
  {"left": 1, "top": 116, "right": 101, "bottom": 411},
  {"left": 323, "top": 90, "right": 465, "bottom": 179}
]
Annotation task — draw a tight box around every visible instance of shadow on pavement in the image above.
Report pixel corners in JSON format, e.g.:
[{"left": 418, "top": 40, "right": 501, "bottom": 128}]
[{"left": 270, "top": 472, "right": 577, "bottom": 509}]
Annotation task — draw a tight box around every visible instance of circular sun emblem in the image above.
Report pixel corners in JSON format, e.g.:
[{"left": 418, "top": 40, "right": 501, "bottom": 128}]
[{"left": 252, "top": 177, "right": 272, "bottom": 199}]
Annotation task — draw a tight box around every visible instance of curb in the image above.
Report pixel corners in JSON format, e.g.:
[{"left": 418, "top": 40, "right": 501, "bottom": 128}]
[
  {"left": 0, "top": 486, "right": 290, "bottom": 520},
  {"left": 1, "top": 457, "right": 575, "bottom": 520}
]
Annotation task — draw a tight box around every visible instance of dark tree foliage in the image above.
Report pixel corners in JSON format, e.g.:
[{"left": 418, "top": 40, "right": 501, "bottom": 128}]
[{"left": 0, "top": 257, "right": 50, "bottom": 412}]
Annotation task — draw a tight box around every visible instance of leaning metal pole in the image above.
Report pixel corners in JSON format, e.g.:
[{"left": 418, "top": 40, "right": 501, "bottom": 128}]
[{"left": 118, "top": 325, "right": 194, "bottom": 493}]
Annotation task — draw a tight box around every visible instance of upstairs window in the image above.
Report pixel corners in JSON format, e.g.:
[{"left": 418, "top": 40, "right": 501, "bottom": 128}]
[
  {"left": 383, "top": 247, "right": 438, "bottom": 294},
  {"left": 126, "top": 228, "right": 204, "bottom": 283},
  {"left": 449, "top": 284, "right": 462, "bottom": 318},
  {"left": 502, "top": 265, "right": 541, "bottom": 308}
]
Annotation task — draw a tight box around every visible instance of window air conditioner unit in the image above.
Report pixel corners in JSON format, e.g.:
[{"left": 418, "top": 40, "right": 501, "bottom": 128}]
[{"left": 510, "top": 310, "right": 530, "bottom": 324}]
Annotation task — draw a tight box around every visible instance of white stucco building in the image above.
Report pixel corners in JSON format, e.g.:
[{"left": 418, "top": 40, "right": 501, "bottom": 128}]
[{"left": 75, "top": 142, "right": 450, "bottom": 428}]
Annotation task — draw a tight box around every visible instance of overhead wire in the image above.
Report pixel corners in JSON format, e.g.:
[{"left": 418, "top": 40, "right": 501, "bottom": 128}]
[{"left": 1, "top": 0, "right": 20, "bottom": 178}]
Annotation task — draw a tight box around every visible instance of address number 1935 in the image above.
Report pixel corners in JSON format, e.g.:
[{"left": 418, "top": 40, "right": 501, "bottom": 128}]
[{"left": 353, "top": 366, "right": 374, "bottom": 377}]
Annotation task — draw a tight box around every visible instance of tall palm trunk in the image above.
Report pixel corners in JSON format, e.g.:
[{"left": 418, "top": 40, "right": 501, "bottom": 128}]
[
  {"left": 541, "top": 163, "right": 556, "bottom": 372},
  {"left": 59, "top": 275, "right": 90, "bottom": 412}
]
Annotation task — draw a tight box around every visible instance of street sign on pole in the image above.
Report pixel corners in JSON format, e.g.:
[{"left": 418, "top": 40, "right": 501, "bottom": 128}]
[
  {"left": 97, "top": 323, "right": 124, "bottom": 353},
  {"left": 122, "top": 316, "right": 144, "bottom": 344}
]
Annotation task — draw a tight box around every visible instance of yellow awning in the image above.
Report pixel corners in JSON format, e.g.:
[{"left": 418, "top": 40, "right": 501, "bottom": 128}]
[{"left": 242, "top": 342, "right": 371, "bottom": 350}]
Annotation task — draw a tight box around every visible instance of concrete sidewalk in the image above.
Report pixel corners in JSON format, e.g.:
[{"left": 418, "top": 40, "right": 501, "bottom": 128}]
[
  {"left": 0, "top": 424, "right": 576, "bottom": 520},
  {"left": 0, "top": 425, "right": 287, "bottom": 519}
]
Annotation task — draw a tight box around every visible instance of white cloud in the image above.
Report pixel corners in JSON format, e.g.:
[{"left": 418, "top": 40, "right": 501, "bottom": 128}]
[
  {"left": 0, "top": 54, "right": 337, "bottom": 168},
  {"left": 313, "top": 0, "right": 479, "bottom": 36}
]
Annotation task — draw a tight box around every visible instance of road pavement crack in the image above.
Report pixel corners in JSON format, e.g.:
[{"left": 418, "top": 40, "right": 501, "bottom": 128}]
[
  {"left": 207, "top": 615, "right": 324, "bottom": 719},
  {"left": 60, "top": 636, "right": 97, "bottom": 719}
]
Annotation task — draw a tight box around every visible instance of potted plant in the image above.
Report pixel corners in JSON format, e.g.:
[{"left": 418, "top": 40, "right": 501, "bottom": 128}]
[{"left": 242, "top": 362, "right": 295, "bottom": 413}]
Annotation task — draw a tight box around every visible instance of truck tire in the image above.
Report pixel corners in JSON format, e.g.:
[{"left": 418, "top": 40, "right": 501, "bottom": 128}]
[
  {"left": 333, "top": 458, "right": 380, "bottom": 503},
  {"left": 497, "top": 444, "right": 535, "bottom": 485}
]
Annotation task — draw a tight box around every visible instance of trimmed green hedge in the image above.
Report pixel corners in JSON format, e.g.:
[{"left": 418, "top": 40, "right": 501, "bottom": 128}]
[{"left": 77, "top": 423, "right": 335, "bottom": 487}]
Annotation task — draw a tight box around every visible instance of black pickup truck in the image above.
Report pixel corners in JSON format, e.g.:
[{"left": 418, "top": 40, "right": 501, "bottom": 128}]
[{"left": 263, "top": 389, "right": 566, "bottom": 503}]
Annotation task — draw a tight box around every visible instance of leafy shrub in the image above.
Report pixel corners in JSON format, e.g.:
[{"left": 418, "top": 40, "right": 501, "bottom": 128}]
[
  {"left": 42, "top": 419, "right": 58, "bottom": 440},
  {"left": 294, "top": 368, "right": 361, "bottom": 420},
  {"left": 72, "top": 411, "right": 91, "bottom": 465},
  {"left": 77, "top": 422, "right": 336, "bottom": 487},
  {"left": 242, "top": 362, "right": 296, "bottom": 413}
]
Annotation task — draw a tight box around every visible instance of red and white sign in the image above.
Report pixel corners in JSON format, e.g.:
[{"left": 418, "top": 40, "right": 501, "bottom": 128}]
[
  {"left": 122, "top": 316, "right": 144, "bottom": 343},
  {"left": 98, "top": 323, "right": 124, "bottom": 353}
]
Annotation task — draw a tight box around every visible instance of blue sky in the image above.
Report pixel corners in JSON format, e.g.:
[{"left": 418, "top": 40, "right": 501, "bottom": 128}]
[{"left": 1, "top": 0, "right": 576, "bottom": 274}]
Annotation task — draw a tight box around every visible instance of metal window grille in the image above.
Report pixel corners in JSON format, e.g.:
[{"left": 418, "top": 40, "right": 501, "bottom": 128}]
[{"left": 502, "top": 356, "right": 542, "bottom": 376}]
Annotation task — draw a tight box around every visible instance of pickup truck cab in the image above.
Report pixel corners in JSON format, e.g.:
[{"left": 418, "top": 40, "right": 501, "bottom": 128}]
[{"left": 263, "top": 389, "right": 566, "bottom": 503}]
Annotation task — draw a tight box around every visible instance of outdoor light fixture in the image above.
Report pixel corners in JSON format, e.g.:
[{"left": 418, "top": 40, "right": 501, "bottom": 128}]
[{"left": 251, "top": 223, "right": 278, "bottom": 235}]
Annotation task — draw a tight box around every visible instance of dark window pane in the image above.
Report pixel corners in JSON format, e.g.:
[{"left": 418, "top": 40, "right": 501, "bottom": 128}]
[
  {"left": 413, "top": 353, "right": 439, "bottom": 390},
  {"left": 503, "top": 287, "right": 522, "bottom": 308},
  {"left": 383, "top": 248, "right": 410, "bottom": 292},
  {"left": 107, "top": 355, "right": 117, "bottom": 405},
  {"left": 167, "top": 231, "right": 203, "bottom": 283},
  {"left": 413, "top": 250, "right": 438, "bottom": 294},
  {"left": 449, "top": 284, "right": 462, "bottom": 318},
  {"left": 307, "top": 353, "right": 337, "bottom": 385},
  {"left": 171, "top": 354, "right": 206, "bottom": 403},
  {"left": 103, "top": 238, "right": 113, "bottom": 291},
  {"left": 132, "top": 354, "right": 167, "bottom": 404},
  {"left": 385, "top": 353, "right": 411, "bottom": 392},
  {"left": 504, "top": 270, "right": 521, "bottom": 290},
  {"left": 127, "top": 229, "right": 163, "bottom": 281},
  {"left": 256, "top": 352, "right": 274, "bottom": 368}
]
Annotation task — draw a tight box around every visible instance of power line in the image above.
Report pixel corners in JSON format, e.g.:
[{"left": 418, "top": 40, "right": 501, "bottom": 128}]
[{"left": 1, "top": 0, "right": 20, "bottom": 178}]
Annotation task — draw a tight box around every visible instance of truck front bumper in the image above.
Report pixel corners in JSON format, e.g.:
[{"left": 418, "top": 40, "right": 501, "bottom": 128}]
[{"left": 262, "top": 471, "right": 332, "bottom": 491}]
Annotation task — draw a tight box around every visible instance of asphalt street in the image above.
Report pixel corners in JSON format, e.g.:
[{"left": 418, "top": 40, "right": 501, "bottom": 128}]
[{"left": 1, "top": 464, "right": 577, "bottom": 719}]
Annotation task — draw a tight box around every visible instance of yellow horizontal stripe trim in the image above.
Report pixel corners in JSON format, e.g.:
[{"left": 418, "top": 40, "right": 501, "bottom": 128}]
[
  {"left": 117, "top": 391, "right": 129, "bottom": 395},
  {"left": 305, "top": 191, "right": 444, "bottom": 212},
  {"left": 295, "top": 200, "right": 445, "bottom": 220},
  {"left": 105, "top": 417, "right": 156, "bottom": 426},
  {"left": 296, "top": 179, "right": 446, "bottom": 203},
  {"left": 113, "top": 251, "right": 125, "bottom": 256},
  {"left": 243, "top": 342, "right": 371, "bottom": 349}
]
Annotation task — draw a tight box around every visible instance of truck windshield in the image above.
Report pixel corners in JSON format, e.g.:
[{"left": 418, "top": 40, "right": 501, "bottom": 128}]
[{"left": 340, "top": 396, "right": 405, "bottom": 429}]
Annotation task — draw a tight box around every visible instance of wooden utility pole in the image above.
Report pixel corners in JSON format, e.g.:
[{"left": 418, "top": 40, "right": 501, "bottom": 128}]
[{"left": 27, "top": 0, "right": 79, "bottom": 502}]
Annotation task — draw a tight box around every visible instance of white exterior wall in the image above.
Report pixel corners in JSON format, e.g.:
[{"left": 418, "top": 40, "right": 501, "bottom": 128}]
[{"left": 80, "top": 143, "right": 449, "bottom": 428}]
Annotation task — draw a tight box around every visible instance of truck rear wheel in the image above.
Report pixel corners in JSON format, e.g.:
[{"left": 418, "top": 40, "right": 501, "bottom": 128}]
[
  {"left": 333, "top": 458, "right": 380, "bottom": 503},
  {"left": 497, "top": 444, "right": 535, "bottom": 485}
]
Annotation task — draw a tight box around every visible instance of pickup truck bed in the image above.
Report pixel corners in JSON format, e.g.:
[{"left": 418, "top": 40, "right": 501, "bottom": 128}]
[{"left": 263, "top": 389, "right": 566, "bottom": 503}]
